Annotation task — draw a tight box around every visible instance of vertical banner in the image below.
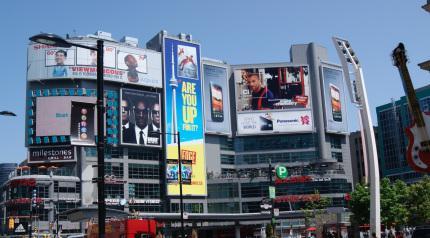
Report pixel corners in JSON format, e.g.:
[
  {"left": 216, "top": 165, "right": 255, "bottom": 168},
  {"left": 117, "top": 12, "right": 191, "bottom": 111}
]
[
  {"left": 321, "top": 65, "right": 348, "bottom": 133},
  {"left": 202, "top": 63, "right": 232, "bottom": 135},
  {"left": 70, "top": 101, "right": 95, "bottom": 145},
  {"left": 163, "top": 37, "right": 207, "bottom": 196}
]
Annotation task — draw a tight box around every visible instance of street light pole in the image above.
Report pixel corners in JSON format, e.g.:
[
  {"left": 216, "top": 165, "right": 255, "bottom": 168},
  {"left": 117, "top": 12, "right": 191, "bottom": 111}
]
[
  {"left": 177, "top": 131, "right": 185, "bottom": 238},
  {"left": 95, "top": 39, "right": 106, "bottom": 238}
]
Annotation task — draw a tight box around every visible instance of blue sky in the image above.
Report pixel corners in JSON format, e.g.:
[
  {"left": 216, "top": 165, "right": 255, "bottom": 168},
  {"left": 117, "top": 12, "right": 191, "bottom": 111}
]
[{"left": 1, "top": 0, "right": 429, "bottom": 163}]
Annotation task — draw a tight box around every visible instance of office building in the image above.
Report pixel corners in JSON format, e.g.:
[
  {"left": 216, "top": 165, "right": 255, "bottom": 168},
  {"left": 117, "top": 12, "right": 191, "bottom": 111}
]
[
  {"left": 376, "top": 85, "right": 430, "bottom": 183},
  {"left": 1, "top": 30, "right": 354, "bottom": 237}
]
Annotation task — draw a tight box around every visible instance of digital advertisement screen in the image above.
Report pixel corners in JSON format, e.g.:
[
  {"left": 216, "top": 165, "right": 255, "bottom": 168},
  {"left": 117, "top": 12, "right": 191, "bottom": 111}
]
[
  {"left": 321, "top": 65, "right": 348, "bottom": 133},
  {"left": 234, "top": 66, "right": 310, "bottom": 112},
  {"left": 202, "top": 62, "right": 232, "bottom": 135},
  {"left": 163, "top": 37, "right": 207, "bottom": 196},
  {"left": 120, "top": 88, "right": 162, "bottom": 148},
  {"left": 233, "top": 65, "right": 313, "bottom": 135},
  {"left": 36, "top": 96, "right": 96, "bottom": 137},
  {"left": 70, "top": 101, "right": 95, "bottom": 146},
  {"left": 27, "top": 43, "right": 162, "bottom": 88}
]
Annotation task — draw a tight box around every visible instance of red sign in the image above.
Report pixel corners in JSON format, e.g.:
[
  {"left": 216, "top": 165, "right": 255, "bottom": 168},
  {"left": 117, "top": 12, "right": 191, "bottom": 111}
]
[
  {"left": 275, "top": 175, "right": 312, "bottom": 185},
  {"left": 274, "top": 194, "right": 321, "bottom": 203},
  {"left": 9, "top": 179, "right": 36, "bottom": 188}
]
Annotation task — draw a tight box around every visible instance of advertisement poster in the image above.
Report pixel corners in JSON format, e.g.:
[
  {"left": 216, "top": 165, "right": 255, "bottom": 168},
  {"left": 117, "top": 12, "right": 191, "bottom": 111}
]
[
  {"left": 70, "top": 101, "right": 95, "bottom": 145},
  {"left": 202, "top": 62, "right": 232, "bottom": 135},
  {"left": 36, "top": 96, "right": 96, "bottom": 137},
  {"left": 163, "top": 37, "right": 206, "bottom": 196},
  {"left": 321, "top": 65, "right": 348, "bottom": 133},
  {"left": 27, "top": 43, "right": 162, "bottom": 88},
  {"left": 234, "top": 66, "right": 310, "bottom": 111},
  {"left": 120, "top": 89, "right": 162, "bottom": 147},
  {"left": 233, "top": 65, "right": 313, "bottom": 135},
  {"left": 236, "top": 111, "right": 313, "bottom": 134}
]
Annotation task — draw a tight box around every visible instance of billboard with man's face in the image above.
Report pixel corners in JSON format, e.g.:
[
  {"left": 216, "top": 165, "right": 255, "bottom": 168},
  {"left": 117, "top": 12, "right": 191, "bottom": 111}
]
[
  {"left": 120, "top": 89, "right": 162, "bottom": 147},
  {"left": 163, "top": 37, "right": 207, "bottom": 196},
  {"left": 27, "top": 42, "right": 162, "bottom": 88},
  {"left": 233, "top": 65, "right": 314, "bottom": 135}
]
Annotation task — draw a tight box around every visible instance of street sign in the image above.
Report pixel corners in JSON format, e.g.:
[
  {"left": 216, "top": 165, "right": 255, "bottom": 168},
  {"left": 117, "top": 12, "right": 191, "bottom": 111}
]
[
  {"left": 274, "top": 208, "right": 280, "bottom": 217},
  {"left": 276, "top": 165, "right": 288, "bottom": 179},
  {"left": 269, "top": 186, "right": 276, "bottom": 199}
]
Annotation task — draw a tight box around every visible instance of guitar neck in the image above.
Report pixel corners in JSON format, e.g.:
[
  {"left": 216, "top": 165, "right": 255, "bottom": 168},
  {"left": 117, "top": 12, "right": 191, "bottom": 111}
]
[{"left": 397, "top": 63, "right": 425, "bottom": 127}]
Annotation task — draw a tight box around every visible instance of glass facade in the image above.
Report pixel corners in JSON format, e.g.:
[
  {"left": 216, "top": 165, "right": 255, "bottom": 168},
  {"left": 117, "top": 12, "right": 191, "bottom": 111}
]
[{"left": 377, "top": 86, "right": 430, "bottom": 183}]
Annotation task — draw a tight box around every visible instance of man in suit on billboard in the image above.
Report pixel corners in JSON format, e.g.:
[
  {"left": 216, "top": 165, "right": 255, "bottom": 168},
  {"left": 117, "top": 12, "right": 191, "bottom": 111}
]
[{"left": 123, "top": 100, "right": 149, "bottom": 145}]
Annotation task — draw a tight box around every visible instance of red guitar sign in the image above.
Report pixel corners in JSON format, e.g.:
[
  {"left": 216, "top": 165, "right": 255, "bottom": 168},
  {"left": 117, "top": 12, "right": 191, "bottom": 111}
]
[{"left": 392, "top": 43, "right": 430, "bottom": 173}]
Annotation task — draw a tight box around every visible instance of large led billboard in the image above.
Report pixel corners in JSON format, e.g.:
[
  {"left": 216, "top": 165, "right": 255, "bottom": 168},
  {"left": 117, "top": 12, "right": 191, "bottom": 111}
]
[
  {"left": 202, "top": 62, "right": 232, "bottom": 135},
  {"left": 233, "top": 65, "right": 313, "bottom": 135},
  {"left": 163, "top": 37, "right": 207, "bottom": 196},
  {"left": 120, "top": 89, "right": 162, "bottom": 147},
  {"left": 27, "top": 42, "right": 162, "bottom": 88},
  {"left": 36, "top": 96, "right": 96, "bottom": 137},
  {"left": 321, "top": 64, "right": 348, "bottom": 133}
]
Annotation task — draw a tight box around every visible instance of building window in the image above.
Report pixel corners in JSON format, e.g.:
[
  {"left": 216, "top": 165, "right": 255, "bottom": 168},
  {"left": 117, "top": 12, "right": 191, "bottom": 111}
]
[
  {"left": 208, "top": 183, "right": 239, "bottom": 199},
  {"left": 220, "top": 154, "right": 235, "bottom": 165},
  {"left": 171, "top": 203, "right": 203, "bottom": 213},
  {"left": 219, "top": 137, "right": 234, "bottom": 151},
  {"left": 330, "top": 136, "right": 342, "bottom": 149},
  {"left": 129, "top": 183, "right": 160, "bottom": 199},
  {"left": 128, "top": 148, "right": 160, "bottom": 161},
  {"left": 105, "top": 162, "right": 124, "bottom": 178},
  {"left": 105, "top": 184, "right": 124, "bottom": 199},
  {"left": 242, "top": 201, "right": 260, "bottom": 213},
  {"left": 58, "top": 201, "right": 78, "bottom": 220},
  {"left": 241, "top": 182, "right": 269, "bottom": 198},
  {"left": 208, "top": 202, "right": 240, "bottom": 213},
  {"left": 331, "top": 152, "right": 343, "bottom": 162},
  {"left": 129, "top": 164, "right": 159, "bottom": 179}
]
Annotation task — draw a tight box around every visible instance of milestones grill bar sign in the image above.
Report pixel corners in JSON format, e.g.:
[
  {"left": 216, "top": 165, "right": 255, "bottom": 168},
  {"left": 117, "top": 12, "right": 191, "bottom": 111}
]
[{"left": 29, "top": 146, "right": 74, "bottom": 163}]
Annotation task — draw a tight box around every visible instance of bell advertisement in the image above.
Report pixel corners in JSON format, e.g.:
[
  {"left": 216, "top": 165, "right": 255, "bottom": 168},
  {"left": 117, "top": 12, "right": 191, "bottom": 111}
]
[
  {"left": 163, "top": 37, "right": 206, "bottom": 196},
  {"left": 321, "top": 64, "right": 348, "bottom": 133},
  {"left": 27, "top": 42, "right": 162, "bottom": 88},
  {"left": 233, "top": 64, "right": 313, "bottom": 135},
  {"left": 202, "top": 62, "right": 232, "bottom": 135}
]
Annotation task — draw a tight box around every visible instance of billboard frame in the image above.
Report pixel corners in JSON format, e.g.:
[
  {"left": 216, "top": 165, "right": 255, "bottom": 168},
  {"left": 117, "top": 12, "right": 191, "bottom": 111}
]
[
  {"left": 119, "top": 88, "right": 163, "bottom": 148},
  {"left": 320, "top": 62, "right": 349, "bottom": 134},
  {"left": 231, "top": 63, "right": 315, "bottom": 136},
  {"left": 202, "top": 59, "right": 232, "bottom": 136},
  {"left": 162, "top": 35, "right": 207, "bottom": 197}
]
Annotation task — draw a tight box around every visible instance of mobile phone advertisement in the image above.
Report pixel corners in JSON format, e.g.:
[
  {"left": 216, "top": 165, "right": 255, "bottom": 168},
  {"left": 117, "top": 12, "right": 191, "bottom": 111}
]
[
  {"left": 163, "top": 37, "right": 207, "bottom": 196},
  {"left": 202, "top": 62, "right": 232, "bottom": 135},
  {"left": 322, "top": 65, "right": 348, "bottom": 133}
]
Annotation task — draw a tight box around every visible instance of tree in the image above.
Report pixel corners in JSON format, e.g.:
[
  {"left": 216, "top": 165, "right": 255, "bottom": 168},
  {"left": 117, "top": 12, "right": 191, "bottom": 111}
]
[
  {"left": 302, "top": 193, "right": 332, "bottom": 238},
  {"left": 379, "top": 178, "right": 409, "bottom": 228},
  {"left": 349, "top": 182, "right": 370, "bottom": 226},
  {"left": 407, "top": 176, "right": 430, "bottom": 226}
]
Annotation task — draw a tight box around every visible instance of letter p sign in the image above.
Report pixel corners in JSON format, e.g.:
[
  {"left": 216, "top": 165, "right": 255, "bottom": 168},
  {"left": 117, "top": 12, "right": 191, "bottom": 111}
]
[{"left": 276, "top": 166, "right": 288, "bottom": 179}]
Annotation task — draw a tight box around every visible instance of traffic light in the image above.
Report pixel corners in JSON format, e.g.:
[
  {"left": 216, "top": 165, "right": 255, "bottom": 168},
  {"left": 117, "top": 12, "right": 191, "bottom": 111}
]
[{"left": 32, "top": 189, "right": 37, "bottom": 208}]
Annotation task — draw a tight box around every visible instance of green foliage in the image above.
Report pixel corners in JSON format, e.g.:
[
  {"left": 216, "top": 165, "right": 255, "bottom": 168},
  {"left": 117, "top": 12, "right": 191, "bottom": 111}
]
[
  {"left": 406, "top": 176, "right": 430, "bottom": 226},
  {"left": 349, "top": 182, "right": 370, "bottom": 225},
  {"left": 349, "top": 176, "right": 430, "bottom": 227}
]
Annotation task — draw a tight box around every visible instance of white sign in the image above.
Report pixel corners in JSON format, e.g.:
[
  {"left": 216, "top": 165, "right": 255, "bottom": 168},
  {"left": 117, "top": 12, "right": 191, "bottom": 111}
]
[
  {"left": 237, "top": 110, "right": 313, "bottom": 135},
  {"left": 274, "top": 208, "right": 280, "bottom": 217},
  {"left": 15, "top": 224, "right": 26, "bottom": 233},
  {"left": 27, "top": 43, "right": 162, "bottom": 88}
]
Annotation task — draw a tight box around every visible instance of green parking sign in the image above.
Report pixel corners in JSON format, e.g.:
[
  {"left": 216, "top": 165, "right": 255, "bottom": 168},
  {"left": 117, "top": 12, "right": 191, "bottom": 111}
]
[{"left": 276, "top": 166, "right": 288, "bottom": 179}]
